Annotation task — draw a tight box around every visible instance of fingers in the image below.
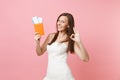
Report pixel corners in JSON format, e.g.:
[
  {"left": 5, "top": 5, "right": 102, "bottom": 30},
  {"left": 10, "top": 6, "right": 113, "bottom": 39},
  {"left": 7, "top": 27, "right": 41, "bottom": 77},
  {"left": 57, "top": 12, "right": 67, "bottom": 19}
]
[
  {"left": 70, "top": 33, "right": 81, "bottom": 42},
  {"left": 73, "top": 27, "right": 79, "bottom": 33},
  {"left": 73, "top": 27, "right": 76, "bottom": 33},
  {"left": 70, "top": 34, "right": 75, "bottom": 41},
  {"left": 34, "top": 32, "right": 41, "bottom": 41},
  {"left": 70, "top": 34, "right": 74, "bottom": 38},
  {"left": 73, "top": 27, "right": 78, "bottom": 33},
  {"left": 34, "top": 32, "right": 39, "bottom": 35}
]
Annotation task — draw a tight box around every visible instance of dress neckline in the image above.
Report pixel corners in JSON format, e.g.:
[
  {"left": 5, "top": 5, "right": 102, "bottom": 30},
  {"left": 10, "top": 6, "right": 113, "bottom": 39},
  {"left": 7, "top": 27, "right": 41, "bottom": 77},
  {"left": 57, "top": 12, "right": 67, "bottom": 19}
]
[
  {"left": 47, "top": 41, "right": 68, "bottom": 48},
  {"left": 53, "top": 41, "right": 68, "bottom": 47}
]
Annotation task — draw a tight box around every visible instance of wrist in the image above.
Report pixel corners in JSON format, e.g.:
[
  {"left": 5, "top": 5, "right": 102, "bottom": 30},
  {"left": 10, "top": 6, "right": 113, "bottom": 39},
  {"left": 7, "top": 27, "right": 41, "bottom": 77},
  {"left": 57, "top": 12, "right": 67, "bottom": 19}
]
[
  {"left": 75, "top": 40, "right": 81, "bottom": 43},
  {"left": 36, "top": 40, "right": 40, "bottom": 44}
]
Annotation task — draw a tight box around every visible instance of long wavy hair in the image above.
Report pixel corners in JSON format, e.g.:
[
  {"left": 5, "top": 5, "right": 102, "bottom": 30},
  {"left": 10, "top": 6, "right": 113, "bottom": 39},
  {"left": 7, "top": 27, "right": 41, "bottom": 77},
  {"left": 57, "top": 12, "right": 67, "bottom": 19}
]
[{"left": 48, "top": 13, "right": 75, "bottom": 53}]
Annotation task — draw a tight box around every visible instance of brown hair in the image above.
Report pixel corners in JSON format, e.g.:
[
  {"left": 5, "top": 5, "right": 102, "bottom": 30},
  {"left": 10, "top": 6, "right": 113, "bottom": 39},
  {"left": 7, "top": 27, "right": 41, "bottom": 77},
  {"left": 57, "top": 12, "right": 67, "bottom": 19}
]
[{"left": 48, "top": 13, "right": 75, "bottom": 53}]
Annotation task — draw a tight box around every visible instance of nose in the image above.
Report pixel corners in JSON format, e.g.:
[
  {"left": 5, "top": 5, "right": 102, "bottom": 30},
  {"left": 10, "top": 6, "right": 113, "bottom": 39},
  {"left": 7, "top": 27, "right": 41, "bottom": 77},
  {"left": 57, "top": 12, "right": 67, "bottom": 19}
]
[{"left": 57, "top": 21, "right": 61, "bottom": 25}]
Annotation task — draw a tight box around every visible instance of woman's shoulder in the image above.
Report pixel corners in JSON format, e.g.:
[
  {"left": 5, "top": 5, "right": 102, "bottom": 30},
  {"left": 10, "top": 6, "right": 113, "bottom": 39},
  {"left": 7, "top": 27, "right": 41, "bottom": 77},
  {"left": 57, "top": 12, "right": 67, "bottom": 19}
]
[
  {"left": 48, "top": 32, "right": 56, "bottom": 38},
  {"left": 47, "top": 32, "right": 56, "bottom": 42}
]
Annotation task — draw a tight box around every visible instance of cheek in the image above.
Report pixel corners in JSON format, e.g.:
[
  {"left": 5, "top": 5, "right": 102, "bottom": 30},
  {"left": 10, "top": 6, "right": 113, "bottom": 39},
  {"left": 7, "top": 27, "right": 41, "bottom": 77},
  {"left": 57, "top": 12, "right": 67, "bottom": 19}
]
[
  {"left": 63, "top": 24, "right": 68, "bottom": 29},
  {"left": 62, "top": 25, "right": 68, "bottom": 31}
]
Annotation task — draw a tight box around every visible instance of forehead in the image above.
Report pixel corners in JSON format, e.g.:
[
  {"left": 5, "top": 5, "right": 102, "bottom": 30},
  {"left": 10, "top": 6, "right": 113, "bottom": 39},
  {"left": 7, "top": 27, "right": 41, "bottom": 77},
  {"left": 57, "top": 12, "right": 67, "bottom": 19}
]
[{"left": 59, "top": 16, "right": 68, "bottom": 21}]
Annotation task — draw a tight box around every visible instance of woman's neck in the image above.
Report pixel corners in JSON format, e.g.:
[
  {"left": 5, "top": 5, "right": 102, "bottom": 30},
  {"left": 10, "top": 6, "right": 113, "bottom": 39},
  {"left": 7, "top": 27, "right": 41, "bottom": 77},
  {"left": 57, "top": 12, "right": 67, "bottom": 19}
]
[
  {"left": 58, "top": 31, "right": 67, "bottom": 37},
  {"left": 57, "top": 31, "right": 68, "bottom": 42}
]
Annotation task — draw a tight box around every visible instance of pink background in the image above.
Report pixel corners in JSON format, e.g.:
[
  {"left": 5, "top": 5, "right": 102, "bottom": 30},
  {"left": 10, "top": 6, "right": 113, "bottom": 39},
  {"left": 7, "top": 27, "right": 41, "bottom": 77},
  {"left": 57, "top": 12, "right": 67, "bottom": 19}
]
[{"left": 0, "top": 0, "right": 120, "bottom": 80}]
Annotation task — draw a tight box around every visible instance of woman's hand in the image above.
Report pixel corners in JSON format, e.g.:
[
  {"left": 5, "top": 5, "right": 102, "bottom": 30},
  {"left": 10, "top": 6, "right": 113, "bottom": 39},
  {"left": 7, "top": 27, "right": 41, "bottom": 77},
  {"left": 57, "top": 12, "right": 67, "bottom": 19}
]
[
  {"left": 70, "top": 27, "right": 81, "bottom": 42},
  {"left": 71, "top": 28, "right": 89, "bottom": 62},
  {"left": 34, "top": 32, "right": 41, "bottom": 41}
]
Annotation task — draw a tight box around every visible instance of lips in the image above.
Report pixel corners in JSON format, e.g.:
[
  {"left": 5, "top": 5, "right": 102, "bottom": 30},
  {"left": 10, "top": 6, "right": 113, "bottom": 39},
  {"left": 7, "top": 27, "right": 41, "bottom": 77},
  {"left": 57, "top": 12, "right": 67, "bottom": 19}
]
[
  {"left": 57, "top": 25, "right": 62, "bottom": 28},
  {"left": 57, "top": 26, "right": 63, "bottom": 31}
]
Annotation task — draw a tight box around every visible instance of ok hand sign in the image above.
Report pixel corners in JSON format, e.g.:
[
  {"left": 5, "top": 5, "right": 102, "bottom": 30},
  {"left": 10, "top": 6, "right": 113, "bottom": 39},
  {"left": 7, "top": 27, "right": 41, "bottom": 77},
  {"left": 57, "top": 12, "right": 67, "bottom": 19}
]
[{"left": 70, "top": 27, "right": 81, "bottom": 42}]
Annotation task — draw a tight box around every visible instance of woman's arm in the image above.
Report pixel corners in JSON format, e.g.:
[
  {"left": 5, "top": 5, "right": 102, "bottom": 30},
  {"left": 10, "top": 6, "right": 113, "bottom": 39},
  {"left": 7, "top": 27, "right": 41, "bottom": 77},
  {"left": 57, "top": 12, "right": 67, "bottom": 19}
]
[
  {"left": 34, "top": 33, "right": 51, "bottom": 56},
  {"left": 74, "top": 41, "right": 89, "bottom": 62},
  {"left": 70, "top": 28, "right": 89, "bottom": 62}
]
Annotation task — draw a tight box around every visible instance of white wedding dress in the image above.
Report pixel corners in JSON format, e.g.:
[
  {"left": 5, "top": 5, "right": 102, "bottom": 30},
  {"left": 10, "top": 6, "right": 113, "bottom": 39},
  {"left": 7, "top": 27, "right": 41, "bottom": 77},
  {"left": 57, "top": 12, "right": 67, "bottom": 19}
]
[{"left": 43, "top": 42, "right": 75, "bottom": 80}]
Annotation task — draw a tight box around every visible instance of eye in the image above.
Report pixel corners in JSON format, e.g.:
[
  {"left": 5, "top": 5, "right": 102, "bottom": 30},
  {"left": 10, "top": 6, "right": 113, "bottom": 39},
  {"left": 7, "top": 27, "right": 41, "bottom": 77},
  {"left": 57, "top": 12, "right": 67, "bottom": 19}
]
[
  {"left": 60, "top": 20, "right": 65, "bottom": 23},
  {"left": 58, "top": 20, "right": 65, "bottom": 23}
]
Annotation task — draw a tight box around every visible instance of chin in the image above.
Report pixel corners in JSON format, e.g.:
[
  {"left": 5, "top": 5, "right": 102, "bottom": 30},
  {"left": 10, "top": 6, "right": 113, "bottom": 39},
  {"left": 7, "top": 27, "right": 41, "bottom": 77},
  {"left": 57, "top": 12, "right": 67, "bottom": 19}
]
[{"left": 57, "top": 29, "right": 63, "bottom": 32}]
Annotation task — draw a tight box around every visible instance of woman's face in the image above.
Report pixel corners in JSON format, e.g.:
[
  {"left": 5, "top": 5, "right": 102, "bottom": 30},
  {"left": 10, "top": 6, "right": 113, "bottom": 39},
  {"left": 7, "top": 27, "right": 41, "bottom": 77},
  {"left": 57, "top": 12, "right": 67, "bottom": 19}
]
[{"left": 57, "top": 16, "right": 69, "bottom": 32}]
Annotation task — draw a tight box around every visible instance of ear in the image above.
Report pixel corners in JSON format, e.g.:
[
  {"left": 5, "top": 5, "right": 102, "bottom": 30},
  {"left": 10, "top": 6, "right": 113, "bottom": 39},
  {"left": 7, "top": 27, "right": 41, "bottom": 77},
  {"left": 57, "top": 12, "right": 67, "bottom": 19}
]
[{"left": 67, "top": 25, "right": 69, "bottom": 28}]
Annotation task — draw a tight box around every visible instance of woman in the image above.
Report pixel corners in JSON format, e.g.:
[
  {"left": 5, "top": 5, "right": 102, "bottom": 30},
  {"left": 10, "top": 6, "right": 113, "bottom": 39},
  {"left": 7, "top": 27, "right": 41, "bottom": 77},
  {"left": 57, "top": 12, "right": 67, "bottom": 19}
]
[{"left": 34, "top": 13, "right": 89, "bottom": 80}]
